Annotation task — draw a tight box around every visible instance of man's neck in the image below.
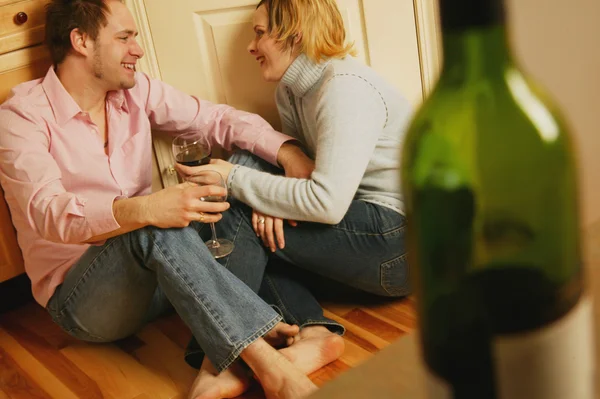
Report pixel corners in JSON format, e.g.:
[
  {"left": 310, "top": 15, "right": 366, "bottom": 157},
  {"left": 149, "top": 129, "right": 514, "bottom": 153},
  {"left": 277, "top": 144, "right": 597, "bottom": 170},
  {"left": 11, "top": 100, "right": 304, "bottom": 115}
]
[{"left": 56, "top": 59, "right": 107, "bottom": 114}]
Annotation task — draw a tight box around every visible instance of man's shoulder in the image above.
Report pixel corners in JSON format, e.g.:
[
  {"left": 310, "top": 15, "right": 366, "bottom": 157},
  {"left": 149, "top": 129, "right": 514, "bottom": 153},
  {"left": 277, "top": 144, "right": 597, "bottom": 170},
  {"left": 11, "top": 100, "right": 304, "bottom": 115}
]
[{"left": 1, "top": 78, "right": 49, "bottom": 119}]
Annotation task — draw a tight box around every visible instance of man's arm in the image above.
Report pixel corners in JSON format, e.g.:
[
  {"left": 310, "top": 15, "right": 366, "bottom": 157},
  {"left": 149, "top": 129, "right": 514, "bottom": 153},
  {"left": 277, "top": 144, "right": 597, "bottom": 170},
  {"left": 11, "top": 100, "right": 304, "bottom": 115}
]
[
  {"left": 84, "top": 183, "right": 229, "bottom": 243},
  {"left": 82, "top": 196, "right": 147, "bottom": 243},
  {"left": 0, "top": 104, "right": 228, "bottom": 246},
  {"left": 135, "top": 72, "right": 295, "bottom": 166},
  {"left": 0, "top": 106, "right": 122, "bottom": 244},
  {"left": 276, "top": 141, "right": 315, "bottom": 178}
]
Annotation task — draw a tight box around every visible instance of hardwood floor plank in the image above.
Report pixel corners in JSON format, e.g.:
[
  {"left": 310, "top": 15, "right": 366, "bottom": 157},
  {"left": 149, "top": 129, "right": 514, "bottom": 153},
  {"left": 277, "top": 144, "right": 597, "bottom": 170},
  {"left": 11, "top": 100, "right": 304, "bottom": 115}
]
[
  {"left": 152, "top": 314, "right": 192, "bottom": 350},
  {"left": 0, "top": 317, "right": 104, "bottom": 399},
  {"left": 0, "top": 328, "right": 78, "bottom": 399},
  {"left": 323, "top": 310, "right": 389, "bottom": 350},
  {"left": 2, "top": 303, "right": 79, "bottom": 349},
  {"left": 318, "top": 302, "right": 357, "bottom": 318},
  {"left": 60, "top": 342, "right": 176, "bottom": 399},
  {"left": 0, "top": 339, "right": 53, "bottom": 399},
  {"left": 0, "top": 293, "right": 416, "bottom": 399},
  {"left": 134, "top": 325, "right": 197, "bottom": 395},
  {"left": 342, "top": 308, "right": 406, "bottom": 343},
  {"left": 368, "top": 301, "right": 418, "bottom": 331}
]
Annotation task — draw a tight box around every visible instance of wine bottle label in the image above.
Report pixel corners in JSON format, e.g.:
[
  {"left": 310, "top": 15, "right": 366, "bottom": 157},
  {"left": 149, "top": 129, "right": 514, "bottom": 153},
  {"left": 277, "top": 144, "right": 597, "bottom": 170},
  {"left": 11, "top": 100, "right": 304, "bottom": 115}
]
[
  {"left": 424, "top": 297, "right": 595, "bottom": 399},
  {"left": 493, "top": 296, "right": 595, "bottom": 399}
]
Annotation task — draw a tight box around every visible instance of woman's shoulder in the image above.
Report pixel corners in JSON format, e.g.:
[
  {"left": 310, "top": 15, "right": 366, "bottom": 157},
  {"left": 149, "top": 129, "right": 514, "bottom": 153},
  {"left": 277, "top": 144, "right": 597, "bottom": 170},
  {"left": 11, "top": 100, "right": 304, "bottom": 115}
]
[{"left": 321, "top": 57, "right": 391, "bottom": 92}]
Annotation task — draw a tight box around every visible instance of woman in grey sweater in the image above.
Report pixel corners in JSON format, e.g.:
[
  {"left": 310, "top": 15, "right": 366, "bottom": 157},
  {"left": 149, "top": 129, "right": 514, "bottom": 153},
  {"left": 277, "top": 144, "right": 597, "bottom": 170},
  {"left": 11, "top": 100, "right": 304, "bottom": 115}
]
[
  {"left": 181, "top": 0, "right": 412, "bottom": 392},
  {"left": 186, "top": 0, "right": 412, "bottom": 312}
]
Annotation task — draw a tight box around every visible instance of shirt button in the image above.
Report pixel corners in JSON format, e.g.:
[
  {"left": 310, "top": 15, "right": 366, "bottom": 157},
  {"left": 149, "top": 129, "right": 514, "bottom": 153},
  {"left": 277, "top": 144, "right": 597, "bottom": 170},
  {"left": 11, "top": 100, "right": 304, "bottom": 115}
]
[{"left": 123, "top": 190, "right": 129, "bottom": 196}]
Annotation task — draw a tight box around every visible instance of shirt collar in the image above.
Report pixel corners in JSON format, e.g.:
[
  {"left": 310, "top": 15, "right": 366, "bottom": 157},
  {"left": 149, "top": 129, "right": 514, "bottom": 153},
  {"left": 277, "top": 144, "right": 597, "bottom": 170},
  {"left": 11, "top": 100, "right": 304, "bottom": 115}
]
[
  {"left": 281, "top": 53, "right": 330, "bottom": 97},
  {"left": 41, "top": 67, "right": 129, "bottom": 126},
  {"left": 41, "top": 67, "right": 81, "bottom": 126},
  {"left": 107, "top": 90, "right": 128, "bottom": 113}
]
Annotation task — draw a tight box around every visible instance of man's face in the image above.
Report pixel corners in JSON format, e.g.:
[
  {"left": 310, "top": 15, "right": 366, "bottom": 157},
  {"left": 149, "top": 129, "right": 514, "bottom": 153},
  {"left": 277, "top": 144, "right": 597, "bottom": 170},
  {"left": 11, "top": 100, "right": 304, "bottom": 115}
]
[{"left": 89, "top": 0, "right": 144, "bottom": 90}]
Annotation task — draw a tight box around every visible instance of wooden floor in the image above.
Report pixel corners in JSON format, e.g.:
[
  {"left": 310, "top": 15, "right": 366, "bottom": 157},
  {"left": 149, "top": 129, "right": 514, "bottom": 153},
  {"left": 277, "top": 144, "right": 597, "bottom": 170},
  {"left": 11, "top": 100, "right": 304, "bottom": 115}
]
[{"left": 0, "top": 289, "right": 417, "bottom": 398}]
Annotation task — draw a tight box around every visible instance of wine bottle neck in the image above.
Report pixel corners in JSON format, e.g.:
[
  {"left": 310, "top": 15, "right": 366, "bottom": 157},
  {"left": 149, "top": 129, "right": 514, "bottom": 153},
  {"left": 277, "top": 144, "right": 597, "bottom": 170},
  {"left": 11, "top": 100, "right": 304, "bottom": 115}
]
[
  {"left": 441, "top": 25, "right": 512, "bottom": 79},
  {"left": 438, "top": 0, "right": 511, "bottom": 79},
  {"left": 440, "top": 0, "right": 505, "bottom": 31}
]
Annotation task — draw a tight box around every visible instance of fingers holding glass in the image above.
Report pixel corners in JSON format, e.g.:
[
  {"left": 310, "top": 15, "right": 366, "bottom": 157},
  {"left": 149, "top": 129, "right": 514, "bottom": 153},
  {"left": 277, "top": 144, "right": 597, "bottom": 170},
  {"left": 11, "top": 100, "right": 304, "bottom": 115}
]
[{"left": 184, "top": 170, "right": 233, "bottom": 259}]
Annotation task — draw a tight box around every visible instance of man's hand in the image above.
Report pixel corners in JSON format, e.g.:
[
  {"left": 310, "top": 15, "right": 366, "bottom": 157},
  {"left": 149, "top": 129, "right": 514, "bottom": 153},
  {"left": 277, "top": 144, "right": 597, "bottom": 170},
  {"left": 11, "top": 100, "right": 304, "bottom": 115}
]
[
  {"left": 277, "top": 142, "right": 315, "bottom": 179},
  {"left": 175, "top": 159, "right": 234, "bottom": 183},
  {"left": 143, "top": 182, "right": 229, "bottom": 228},
  {"left": 84, "top": 182, "right": 229, "bottom": 243}
]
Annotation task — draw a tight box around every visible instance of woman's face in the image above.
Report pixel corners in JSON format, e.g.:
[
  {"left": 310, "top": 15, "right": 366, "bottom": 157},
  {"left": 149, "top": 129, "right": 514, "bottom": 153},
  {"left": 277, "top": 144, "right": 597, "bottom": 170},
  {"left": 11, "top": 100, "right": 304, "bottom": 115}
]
[{"left": 247, "top": 5, "right": 297, "bottom": 82}]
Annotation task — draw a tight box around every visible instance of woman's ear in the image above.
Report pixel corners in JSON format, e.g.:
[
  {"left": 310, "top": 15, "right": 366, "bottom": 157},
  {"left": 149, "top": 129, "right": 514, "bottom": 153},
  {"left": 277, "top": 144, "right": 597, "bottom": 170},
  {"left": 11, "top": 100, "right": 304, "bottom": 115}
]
[{"left": 294, "top": 32, "right": 303, "bottom": 44}]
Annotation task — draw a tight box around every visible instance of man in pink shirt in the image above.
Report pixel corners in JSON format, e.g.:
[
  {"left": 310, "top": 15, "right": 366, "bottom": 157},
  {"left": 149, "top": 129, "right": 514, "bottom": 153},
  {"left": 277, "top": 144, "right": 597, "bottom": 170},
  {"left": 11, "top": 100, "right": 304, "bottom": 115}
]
[{"left": 0, "top": 0, "right": 324, "bottom": 397}]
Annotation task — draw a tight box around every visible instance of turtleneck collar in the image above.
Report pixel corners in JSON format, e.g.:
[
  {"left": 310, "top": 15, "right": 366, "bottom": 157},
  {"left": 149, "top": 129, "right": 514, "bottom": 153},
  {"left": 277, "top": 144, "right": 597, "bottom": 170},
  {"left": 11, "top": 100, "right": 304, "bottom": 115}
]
[{"left": 281, "top": 53, "right": 331, "bottom": 97}]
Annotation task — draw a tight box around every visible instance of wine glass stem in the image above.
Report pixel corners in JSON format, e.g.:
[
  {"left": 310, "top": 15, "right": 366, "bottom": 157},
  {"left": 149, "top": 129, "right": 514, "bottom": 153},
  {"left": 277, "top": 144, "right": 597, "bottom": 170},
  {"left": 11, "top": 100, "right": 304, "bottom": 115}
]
[{"left": 210, "top": 223, "right": 220, "bottom": 248}]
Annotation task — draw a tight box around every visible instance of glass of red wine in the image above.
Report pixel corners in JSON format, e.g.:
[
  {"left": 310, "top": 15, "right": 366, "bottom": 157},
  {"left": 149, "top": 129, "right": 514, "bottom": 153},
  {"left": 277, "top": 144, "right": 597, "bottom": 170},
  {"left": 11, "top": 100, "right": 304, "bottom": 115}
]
[
  {"left": 172, "top": 134, "right": 234, "bottom": 258},
  {"left": 172, "top": 133, "right": 211, "bottom": 167}
]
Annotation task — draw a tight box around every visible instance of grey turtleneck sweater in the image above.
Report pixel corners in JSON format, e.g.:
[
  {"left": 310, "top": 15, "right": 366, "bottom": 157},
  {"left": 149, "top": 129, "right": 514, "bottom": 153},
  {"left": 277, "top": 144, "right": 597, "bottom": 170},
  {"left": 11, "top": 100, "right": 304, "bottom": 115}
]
[{"left": 227, "top": 54, "right": 413, "bottom": 224}]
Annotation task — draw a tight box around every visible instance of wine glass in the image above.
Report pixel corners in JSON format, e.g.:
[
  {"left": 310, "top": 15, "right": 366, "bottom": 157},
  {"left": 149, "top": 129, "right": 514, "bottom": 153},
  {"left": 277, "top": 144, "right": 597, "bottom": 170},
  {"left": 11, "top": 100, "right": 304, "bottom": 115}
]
[
  {"left": 185, "top": 170, "right": 235, "bottom": 259},
  {"left": 172, "top": 133, "right": 211, "bottom": 167}
]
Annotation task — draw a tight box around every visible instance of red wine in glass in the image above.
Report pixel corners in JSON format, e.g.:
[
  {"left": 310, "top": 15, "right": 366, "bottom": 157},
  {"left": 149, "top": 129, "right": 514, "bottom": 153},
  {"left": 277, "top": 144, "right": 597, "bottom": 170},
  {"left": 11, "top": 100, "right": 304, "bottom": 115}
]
[{"left": 175, "top": 145, "right": 211, "bottom": 166}]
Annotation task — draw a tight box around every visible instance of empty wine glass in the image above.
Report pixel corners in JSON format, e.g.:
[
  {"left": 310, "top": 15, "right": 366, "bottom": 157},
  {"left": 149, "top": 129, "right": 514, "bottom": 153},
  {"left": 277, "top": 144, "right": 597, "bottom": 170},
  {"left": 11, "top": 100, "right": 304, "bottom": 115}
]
[
  {"left": 172, "top": 133, "right": 211, "bottom": 167},
  {"left": 185, "top": 170, "right": 234, "bottom": 259}
]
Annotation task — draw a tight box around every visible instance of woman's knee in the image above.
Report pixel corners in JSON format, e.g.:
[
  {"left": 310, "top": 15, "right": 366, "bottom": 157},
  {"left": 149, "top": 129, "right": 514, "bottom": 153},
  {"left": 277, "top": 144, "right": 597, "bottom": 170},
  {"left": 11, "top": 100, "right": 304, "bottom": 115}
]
[{"left": 227, "top": 150, "right": 280, "bottom": 174}]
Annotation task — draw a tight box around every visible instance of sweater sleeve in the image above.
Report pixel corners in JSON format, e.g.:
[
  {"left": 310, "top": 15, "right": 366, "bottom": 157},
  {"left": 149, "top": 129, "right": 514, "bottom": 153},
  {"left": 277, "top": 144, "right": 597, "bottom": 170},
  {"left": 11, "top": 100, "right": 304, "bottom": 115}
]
[{"left": 228, "top": 75, "right": 387, "bottom": 224}]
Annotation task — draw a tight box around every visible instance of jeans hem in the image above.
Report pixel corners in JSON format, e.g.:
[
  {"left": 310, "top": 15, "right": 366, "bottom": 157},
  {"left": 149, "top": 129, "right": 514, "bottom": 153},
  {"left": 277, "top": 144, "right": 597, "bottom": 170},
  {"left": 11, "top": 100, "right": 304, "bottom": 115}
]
[
  {"left": 215, "top": 314, "right": 283, "bottom": 372},
  {"left": 299, "top": 320, "right": 346, "bottom": 336}
]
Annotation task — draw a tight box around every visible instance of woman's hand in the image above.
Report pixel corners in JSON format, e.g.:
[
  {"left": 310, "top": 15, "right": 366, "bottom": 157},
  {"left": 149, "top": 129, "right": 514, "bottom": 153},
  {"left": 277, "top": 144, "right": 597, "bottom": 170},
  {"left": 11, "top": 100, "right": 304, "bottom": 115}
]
[
  {"left": 175, "top": 159, "right": 234, "bottom": 182},
  {"left": 252, "top": 209, "right": 297, "bottom": 252}
]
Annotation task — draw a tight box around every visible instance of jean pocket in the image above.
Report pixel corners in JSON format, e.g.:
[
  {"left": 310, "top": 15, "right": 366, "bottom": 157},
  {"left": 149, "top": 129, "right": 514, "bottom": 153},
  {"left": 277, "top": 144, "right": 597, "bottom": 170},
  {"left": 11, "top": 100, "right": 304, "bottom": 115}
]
[{"left": 380, "top": 253, "right": 411, "bottom": 297}]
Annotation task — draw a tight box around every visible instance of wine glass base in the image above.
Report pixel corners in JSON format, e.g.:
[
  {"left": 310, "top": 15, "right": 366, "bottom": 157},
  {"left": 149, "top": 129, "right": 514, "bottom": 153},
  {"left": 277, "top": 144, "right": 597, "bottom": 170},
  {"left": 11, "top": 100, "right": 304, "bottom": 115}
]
[{"left": 205, "top": 238, "right": 234, "bottom": 259}]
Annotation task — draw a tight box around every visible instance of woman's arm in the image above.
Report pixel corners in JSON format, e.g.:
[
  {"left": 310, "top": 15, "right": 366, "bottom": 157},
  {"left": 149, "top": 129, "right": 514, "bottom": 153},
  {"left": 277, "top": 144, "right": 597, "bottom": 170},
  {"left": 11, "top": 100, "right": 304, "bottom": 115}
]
[{"left": 227, "top": 75, "right": 388, "bottom": 224}]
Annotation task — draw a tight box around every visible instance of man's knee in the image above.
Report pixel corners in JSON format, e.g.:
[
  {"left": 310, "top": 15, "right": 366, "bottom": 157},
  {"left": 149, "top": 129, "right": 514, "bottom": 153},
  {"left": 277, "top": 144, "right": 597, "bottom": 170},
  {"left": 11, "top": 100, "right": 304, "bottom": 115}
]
[{"left": 227, "top": 150, "right": 280, "bottom": 174}]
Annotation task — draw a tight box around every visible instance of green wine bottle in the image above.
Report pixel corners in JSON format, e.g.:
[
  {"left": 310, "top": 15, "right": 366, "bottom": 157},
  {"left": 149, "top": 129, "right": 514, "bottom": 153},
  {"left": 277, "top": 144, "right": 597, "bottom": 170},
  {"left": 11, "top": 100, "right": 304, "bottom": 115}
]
[{"left": 401, "top": 1, "right": 595, "bottom": 398}]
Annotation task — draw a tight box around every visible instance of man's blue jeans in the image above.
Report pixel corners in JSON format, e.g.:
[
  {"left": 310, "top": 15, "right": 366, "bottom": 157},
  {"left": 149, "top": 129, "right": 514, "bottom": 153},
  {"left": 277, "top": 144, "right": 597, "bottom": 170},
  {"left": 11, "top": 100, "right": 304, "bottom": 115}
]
[{"left": 45, "top": 223, "right": 282, "bottom": 372}]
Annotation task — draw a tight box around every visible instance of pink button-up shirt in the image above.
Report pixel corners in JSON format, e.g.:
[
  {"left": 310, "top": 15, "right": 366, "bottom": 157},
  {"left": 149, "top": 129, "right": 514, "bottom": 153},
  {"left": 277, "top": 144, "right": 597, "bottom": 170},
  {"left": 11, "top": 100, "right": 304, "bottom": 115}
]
[{"left": 0, "top": 67, "right": 290, "bottom": 307}]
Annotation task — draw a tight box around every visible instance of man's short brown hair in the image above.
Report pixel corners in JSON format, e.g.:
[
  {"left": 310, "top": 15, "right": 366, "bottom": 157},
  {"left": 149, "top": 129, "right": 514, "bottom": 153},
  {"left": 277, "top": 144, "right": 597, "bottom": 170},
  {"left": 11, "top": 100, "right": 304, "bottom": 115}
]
[{"left": 45, "top": 0, "right": 117, "bottom": 65}]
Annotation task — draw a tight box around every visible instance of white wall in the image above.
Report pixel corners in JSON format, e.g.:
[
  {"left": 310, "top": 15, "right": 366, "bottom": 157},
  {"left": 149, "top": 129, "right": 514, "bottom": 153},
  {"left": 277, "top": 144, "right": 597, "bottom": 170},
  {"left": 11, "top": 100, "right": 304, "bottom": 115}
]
[{"left": 506, "top": 0, "right": 600, "bottom": 227}]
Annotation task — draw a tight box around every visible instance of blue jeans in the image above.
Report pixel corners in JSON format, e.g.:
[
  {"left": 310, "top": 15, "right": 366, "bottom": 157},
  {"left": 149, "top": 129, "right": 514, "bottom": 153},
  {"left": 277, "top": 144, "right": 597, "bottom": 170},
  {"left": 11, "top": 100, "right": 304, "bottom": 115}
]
[
  {"left": 45, "top": 223, "right": 281, "bottom": 372},
  {"left": 183, "top": 152, "right": 347, "bottom": 368},
  {"left": 220, "top": 151, "right": 411, "bottom": 300}
]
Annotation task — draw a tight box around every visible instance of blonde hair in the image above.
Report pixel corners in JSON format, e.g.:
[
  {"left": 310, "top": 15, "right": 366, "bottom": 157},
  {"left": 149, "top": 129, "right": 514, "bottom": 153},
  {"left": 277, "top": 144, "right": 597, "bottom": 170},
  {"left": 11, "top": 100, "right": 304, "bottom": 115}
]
[{"left": 257, "top": 0, "right": 357, "bottom": 62}]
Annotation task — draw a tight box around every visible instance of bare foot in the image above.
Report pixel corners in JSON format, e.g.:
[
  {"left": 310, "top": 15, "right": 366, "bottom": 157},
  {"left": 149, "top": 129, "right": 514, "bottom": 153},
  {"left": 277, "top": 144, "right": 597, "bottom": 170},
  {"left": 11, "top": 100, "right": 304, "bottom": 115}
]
[
  {"left": 280, "top": 326, "right": 345, "bottom": 375},
  {"left": 188, "top": 357, "right": 251, "bottom": 399},
  {"left": 242, "top": 338, "right": 317, "bottom": 399},
  {"left": 264, "top": 322, "right": 300, "bottom": 348}
]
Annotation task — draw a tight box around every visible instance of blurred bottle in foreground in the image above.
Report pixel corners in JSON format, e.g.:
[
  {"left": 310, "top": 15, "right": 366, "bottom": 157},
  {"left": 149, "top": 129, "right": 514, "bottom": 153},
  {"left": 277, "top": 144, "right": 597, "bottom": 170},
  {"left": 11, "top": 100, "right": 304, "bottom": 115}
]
[{"left": 400, "top": 0, "right": 595, "bottom": 397}]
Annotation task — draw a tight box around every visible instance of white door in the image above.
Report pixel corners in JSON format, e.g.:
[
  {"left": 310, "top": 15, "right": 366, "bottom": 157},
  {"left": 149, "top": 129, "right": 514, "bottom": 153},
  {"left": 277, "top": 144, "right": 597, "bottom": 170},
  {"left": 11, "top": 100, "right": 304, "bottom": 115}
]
[{"left": 139, "top": 0, "right": 425, "bottom": 187}]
